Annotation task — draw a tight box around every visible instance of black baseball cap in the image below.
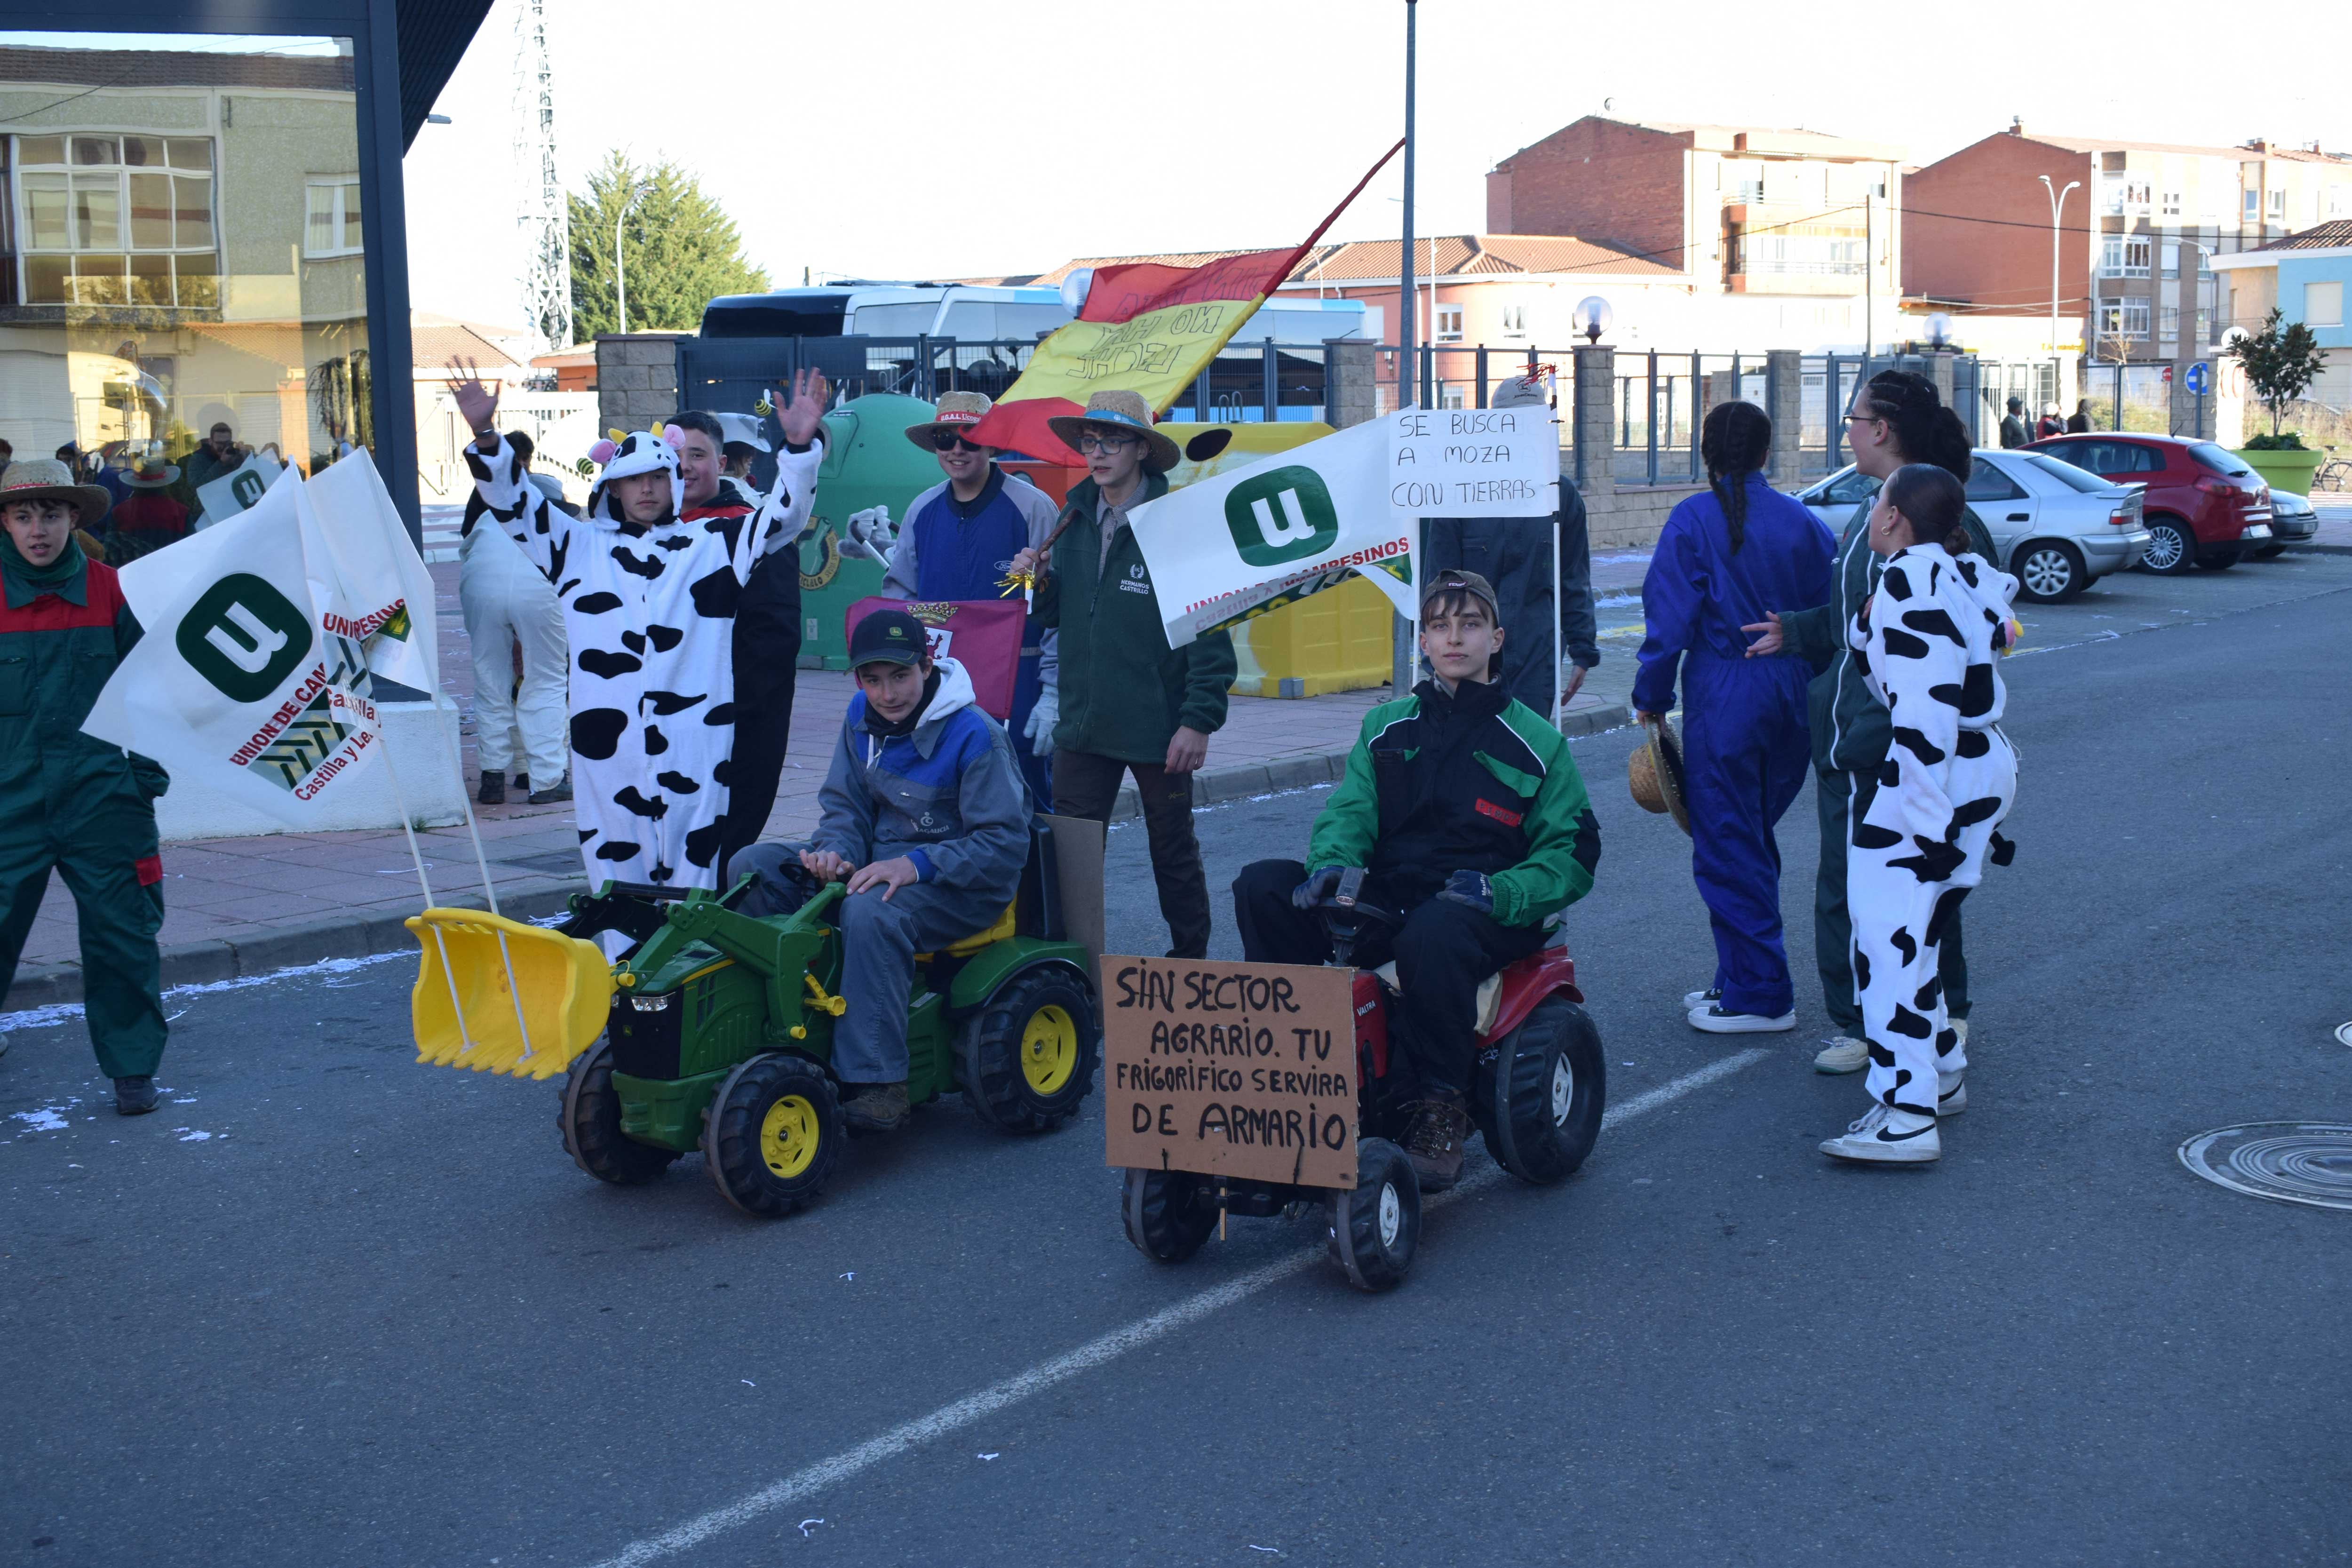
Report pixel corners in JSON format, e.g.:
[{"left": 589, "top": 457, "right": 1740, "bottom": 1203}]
[
  {"left": 848, "top": 608, "right": 930, "bottom": 669},
  {"left": 1420, "top": 567, "right": 1500, "bottom": 620}
]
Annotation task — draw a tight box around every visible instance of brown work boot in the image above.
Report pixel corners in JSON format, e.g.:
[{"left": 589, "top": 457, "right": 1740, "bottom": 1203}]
[
  {"left": 1401, "top": 1091, "right": 1473, "bottom": 1191},
  {"left": 840, "top": 1082, "right": 909, "bottom": 1133}
]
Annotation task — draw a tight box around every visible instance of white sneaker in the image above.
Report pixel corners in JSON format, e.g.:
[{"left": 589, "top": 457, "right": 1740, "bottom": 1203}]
[
  {"left": 1813, "top": 1035, "right": 1869, "bottom": 1074},
  {"left": 1937, "top": 1070, "right": 1966, "bottom": 1116},
  {"left": 1688, "top": 1003, "right": 1795, "bottom": 1034},
  {"left": 1682, "top": 986, "right": 1721, "bottom": 1010},
  {"left": 1820, "top": 1103, "right": 1940, "bottom": 1163}
]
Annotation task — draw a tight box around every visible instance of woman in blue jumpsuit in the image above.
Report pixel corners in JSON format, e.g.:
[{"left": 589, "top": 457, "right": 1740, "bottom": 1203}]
[{"left": 1633, "top": 402, "right": 1835, "bottom": 1032}]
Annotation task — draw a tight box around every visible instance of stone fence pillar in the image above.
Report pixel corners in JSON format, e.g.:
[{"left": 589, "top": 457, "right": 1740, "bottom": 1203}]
[
  {"left": 1323, "top": 338, "right": 1378, "bottom": 428},
  {"left": 1766, "top": 349, "right": 1803, "bottom": 486},
  {"left": 595, "top": 332, "right": 691, "bottom": 434},
  {"left": 1571, "top": 344, "right": 1615, "bottom": 498}
]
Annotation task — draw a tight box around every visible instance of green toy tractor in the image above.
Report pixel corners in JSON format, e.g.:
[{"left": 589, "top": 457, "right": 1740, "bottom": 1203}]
[{"left": 408, "top": 826, "right": 1098, "bottom": 1217}]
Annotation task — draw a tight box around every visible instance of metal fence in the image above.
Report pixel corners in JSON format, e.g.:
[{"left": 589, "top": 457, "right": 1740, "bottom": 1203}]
[{"left": 675, "top": 334, "right": 1343, "bottom": 428}]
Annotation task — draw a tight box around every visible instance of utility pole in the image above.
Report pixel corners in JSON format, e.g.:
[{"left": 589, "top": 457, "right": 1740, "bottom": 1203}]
[
  {"left": 512, "top": 0, "right": 570, "bottom": 352},
  {"left": 1862, "top": 192, "right": 1873, "bottom": 367},
  {"left": 1399, "top": 0, "right": 1416, "bottom": 413}
]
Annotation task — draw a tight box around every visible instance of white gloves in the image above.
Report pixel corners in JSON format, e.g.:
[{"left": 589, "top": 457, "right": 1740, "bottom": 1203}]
[
  {"left": 1022, "top": 686, "right": 1058, "bottom": 757},
  {"left": 840, "top": 505, "right": 897, "bottom": 566}
]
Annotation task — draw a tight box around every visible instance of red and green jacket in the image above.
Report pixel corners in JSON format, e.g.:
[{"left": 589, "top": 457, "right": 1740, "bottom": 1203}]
[{"left": 0, "top": 545, "right": 169, "bottom": 822}]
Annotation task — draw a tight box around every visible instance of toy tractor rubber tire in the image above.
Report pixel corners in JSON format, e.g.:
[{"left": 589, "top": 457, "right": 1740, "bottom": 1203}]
[
  {"left": 957, "top": 965, "right": 1097, "bottom": 1134},
  {"left": 1120, "top": 1166, "right": 1220, "bottom": 1263},
  {"left": 1477, "top": 996, "right": 1605, "bottom": 1186},
  {"left": 1328, "top": 1137, "right": 1420, "bottom": 1292},
  {"left": 560, "top": 1038, "right": 684, "bottom": 1186},
  {"left": 700, "top": 1052, "right": 844, "bottom": 1218}
]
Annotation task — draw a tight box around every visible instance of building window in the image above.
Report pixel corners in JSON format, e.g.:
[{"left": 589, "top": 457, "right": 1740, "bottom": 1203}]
[
  {"left": 2161, "top": 243, "right": 2179, "bottom": 280},
  {"left": 2098, "top": 297, "right": 2150, "bottom": 342},
  {"left": 1498, "top": 304, "right": 1526, "bottom": 340},
  {"left": 2331, "top": 184, "right": 2351, "bottom": 219},
  {"left": 303, "top": 176, "right": 363, "bottom": 258},
  {"left": 2306, "top": 282, "right": 2344, "bottom": 329},
  {"left": 2266, "top": 188, "right": 2286, "bottom": 220},
  {"left": 2197, "top": 307, "right": 2211, "bottom": 342},
  {"left": 2162, "top": 190, "right": 2182, "bottom": 217},
  {"left": 1719, "top": 159, "right": 1764, "bottom": 204},
  {"left": 2243, "top": 188, "right": 2260, "bottom": 222},
  {"left": 1433, "top": 304, "right": 1463, "bottom": 343},
  {"left": 2160, "top": 304, "right": 2180, "bottom": 344},
  {"left": 2102, "top": 237, "right": 2152, "bottom": 278},
  {"left": 11, "top": 133, "right": 218, "bottom": 307}
]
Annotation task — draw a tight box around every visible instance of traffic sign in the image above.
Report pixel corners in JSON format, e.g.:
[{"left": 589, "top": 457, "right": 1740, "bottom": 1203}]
[{"left": 2185, "top": 361, "right": 2212, "bottom": 395}]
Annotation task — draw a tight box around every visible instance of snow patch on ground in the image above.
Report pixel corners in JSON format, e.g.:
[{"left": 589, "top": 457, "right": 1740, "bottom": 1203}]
[
  {"left": 0, "top": 950, "right": 408, "bottom": 1032},
  {"left": 12, "top": 1103, "right": 73, "bottom": 1132}
]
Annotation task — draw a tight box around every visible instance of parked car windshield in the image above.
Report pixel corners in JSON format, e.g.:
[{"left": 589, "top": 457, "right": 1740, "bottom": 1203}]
[
  {"left": 2023, "top": 454, "right": 2120, "bottom": 493},
  {"left": 2187, "top": 442, "right": 2254, "bottom": 477}
]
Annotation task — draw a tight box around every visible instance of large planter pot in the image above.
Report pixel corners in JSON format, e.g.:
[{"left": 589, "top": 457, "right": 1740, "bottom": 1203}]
[{"left": 2233, "top": 446, "right": 2324, "bottom": 496}]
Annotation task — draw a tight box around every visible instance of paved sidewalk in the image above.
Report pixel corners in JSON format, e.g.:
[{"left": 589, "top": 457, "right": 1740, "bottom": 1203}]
[{"left": 4, "top": 554, "right": 1648, "bottom": 1009}]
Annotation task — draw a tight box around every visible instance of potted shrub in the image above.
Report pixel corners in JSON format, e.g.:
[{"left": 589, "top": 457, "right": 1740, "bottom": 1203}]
[{"left": 2223, "top": 308, "right": 2328, "bottom": 493}]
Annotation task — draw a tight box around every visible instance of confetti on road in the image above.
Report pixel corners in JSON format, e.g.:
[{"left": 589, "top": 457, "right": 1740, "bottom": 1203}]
[
  {"left": 175, "top": 1129, "right": 214, "bottom": 1142},
  {"left": 741, "top": 1380, "right": 756, "bottom": 1387},
  {"left": 977, "top": 1453, "right": 998, "bottom": 1461},
  {"left": 12, "top": 1106, "right": 71, "bottom": 1132},
  {"left": 796, "top": 1520, "right": 823, "bottom": 1538}
]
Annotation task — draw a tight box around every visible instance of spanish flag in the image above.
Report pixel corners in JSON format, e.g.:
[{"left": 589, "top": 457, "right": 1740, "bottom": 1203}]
[{"left": 969, "top": 140, "right": 1403, "bottom": 465}]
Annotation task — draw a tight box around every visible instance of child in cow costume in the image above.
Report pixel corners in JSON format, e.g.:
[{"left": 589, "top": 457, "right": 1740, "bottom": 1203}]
[
  {"left": 451, "top": 366, "right": 823, "bottom": 892},
  {"left": 1820, "top": 463, "right": 2019, "bottom": 1165}
]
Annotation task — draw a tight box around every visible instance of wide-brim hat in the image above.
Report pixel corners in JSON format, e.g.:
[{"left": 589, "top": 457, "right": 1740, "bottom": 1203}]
[
  {"left": 715, "top": 412, "right": 772, "bottom": 453},
  {"left": 127, "top": 459, "right": 181, "bottom": 488},
  {"left": 1046, "top": 389, "right": 1180, "bottom": 473},
  {"left": 0, "top": 457, "right": 113, "bottom": 525},
  {"left": 903, "top": 390, "right": 998, "bottom": 453},
  {"left": 1627, "top": 716, "right": 1690, "bottom": 834}
]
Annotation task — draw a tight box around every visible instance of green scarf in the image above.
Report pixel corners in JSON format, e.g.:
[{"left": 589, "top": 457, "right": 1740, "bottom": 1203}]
[{"left": 0, "top": 528, "right": 86, "bottom": 601}]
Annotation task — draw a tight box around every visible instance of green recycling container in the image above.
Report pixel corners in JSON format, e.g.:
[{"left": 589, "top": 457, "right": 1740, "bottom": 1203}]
[{"left": 794, "top": 393, "right": 948, "bottom": 669}]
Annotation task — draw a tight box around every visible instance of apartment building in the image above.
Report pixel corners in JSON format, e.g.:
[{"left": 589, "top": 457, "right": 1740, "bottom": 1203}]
[
  {"left": 1902, "top": 121, "right": 2352, "bottom": 367},
  {"left": 1485, "top": 117, "right": 1905, "bottom": 317}
]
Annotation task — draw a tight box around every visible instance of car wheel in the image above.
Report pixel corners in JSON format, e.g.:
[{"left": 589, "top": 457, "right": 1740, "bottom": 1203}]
[
  {"left": 2138, "top": 515, "right": 2195, "bottom": 575},
  {"left": 2011, "top": 541, "right": 2087, "bottom": 603}
]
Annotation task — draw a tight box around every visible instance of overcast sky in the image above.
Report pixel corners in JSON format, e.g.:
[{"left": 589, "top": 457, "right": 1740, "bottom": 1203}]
[{"left": 404, "top": 0, "right": 2348, "bottom": 333}]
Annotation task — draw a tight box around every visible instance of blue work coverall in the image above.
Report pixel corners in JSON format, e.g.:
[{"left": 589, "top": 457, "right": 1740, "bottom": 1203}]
[{"left": 1633, "top": 473, "right": 1835, "bottom": 1018}]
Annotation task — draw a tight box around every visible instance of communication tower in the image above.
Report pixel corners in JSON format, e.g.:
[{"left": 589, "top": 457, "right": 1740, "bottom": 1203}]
[{"left": 513, "top": 0, "right": 571, "bottom": 353}]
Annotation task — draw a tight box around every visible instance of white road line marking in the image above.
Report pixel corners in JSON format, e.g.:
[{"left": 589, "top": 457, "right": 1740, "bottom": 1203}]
[{"left": 581, "top": 1047, "right": 1771, "bottom": 1568}]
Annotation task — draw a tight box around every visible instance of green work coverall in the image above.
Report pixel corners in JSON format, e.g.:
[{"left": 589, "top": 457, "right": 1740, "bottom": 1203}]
[{"left": 0, "top": 536, "right": 170, "bottom": 1077}]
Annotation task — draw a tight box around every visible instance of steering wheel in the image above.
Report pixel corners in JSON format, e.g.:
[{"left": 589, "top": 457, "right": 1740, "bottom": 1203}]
[{"left": 1313, "top": 868, "right": 1403, "bottom": 968}]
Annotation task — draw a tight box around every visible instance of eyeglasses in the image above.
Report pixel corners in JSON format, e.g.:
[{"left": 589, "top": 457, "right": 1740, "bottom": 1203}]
[
  {"left": 929, "top": 429, "right": 985, "bottom": 454},
  {"left": 1842, "top": 413, "right": 1885, "bottom": 427},
  {"left": 1075, "top": 431, "right": 1140, "bottom": 455}
]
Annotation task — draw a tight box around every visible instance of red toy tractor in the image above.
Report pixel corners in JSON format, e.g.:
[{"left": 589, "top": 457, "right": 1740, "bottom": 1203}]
[{"left": 1120, "top": 873, "right": 1605, "bottom": 1291}]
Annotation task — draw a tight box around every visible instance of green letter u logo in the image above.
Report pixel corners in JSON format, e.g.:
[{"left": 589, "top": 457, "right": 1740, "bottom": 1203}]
[{"left": 176, "top": 574, "right": 313, "bottom": 702}]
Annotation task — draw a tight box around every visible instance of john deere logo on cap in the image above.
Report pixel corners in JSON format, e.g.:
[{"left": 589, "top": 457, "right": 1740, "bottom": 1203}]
[{"left": 1224, "top": 466, "right": 1338, "bottom": 566}]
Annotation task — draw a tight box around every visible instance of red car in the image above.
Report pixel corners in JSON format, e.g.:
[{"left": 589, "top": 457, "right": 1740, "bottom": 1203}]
[{"left": 2022, "top": 434, "right": 2273, "bottom": 574}]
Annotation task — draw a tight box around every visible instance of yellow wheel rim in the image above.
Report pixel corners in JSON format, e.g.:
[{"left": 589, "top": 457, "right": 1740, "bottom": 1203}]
[
  {"left": 759, "top": 1094, "right": 820, "bottom": 1179},
  {"left": 1021, "top": 1005, "right": 1078, "bottom": 1096}
]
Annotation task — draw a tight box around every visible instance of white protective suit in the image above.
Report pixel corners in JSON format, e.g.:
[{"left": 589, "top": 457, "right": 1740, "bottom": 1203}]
[
  {"left": 458, "top": 510, "right": 568, "bottom": 786},
  {"left": 465, "top": 424, "right": 820, "bottom": 889}
]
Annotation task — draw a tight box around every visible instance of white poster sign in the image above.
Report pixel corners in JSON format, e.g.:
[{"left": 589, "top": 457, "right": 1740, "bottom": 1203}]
[
  {"left": 1125, "top": 419, "right": 1417, "bottom": 648},
  {"left": 302, "top": 448, "right": 441, "bottom": 693},
  {"left": 1385, "top": 404, "right": 1558, "bottom": 518},
  {"left": 192, "top": 452, "right": 286, "bottom": 528}
]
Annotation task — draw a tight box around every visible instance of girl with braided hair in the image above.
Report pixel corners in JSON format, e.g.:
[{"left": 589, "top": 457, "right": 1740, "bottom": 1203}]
[{"left": 1634, "top": 400, "right": 1836, "bottom": 1032}]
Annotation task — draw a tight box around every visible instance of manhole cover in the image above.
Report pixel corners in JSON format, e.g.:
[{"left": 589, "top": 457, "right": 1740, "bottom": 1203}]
[{"left": 2178, "top": 1122, "right": 2352, "bottom": 1211}]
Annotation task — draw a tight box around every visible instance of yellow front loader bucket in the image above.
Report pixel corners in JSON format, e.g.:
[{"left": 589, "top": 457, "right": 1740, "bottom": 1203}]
[{"left": 407, "top": 908, "right": 615, "bottom": 1081}]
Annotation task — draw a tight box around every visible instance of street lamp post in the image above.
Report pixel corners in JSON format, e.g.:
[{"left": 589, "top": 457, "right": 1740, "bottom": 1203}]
[
  {"left": 1398, "top": 0, "right": 1417, "bottom": 413},
  {"left": 615, "top": 179, "right": 652, "bottom": 335},
  {"left": 2038, "top": 174, "right": 2081, "bottom": 362}
]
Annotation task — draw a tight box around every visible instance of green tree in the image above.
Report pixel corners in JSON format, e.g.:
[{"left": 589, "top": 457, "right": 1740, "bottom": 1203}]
[
  {"left": 2221, "top": 305, "right": 2330, "bottom": 440},
  {"left": 568, "top": 151, "right": 769, "bottom": 339}
]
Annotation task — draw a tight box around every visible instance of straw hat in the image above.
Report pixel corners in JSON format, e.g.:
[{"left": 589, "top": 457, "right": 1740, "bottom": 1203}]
[
  {"left": 903, "top": 390, "right": 997, "bottom": 453},
  {"left": 1046, "top": 389, "right": 1180, "bottom": 473},
  {"left": 0, "top": 456, "right": 113, "bottom": 525},
  {"left": 1627, "top": 716, "right": 1689, "bottom": 834},
  {"left": 125, "top": 450, "right": 181, "bottom": 488}
]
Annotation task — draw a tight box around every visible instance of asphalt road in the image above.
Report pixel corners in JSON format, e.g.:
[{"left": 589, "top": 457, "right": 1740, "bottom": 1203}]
[{"left": 6, "top": 554, "right": 2349, "bottom": 1568}]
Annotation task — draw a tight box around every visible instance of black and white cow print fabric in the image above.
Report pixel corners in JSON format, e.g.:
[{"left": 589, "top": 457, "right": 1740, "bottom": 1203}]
[
  {"left": 466, "top": 424, "right": 819, "bottom": 891},
  {"left": 1843, "top": 545, "right": 2020, "bottom": 1115}
]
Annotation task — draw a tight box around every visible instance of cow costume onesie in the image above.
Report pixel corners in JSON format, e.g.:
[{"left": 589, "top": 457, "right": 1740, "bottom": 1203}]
[
  {"left": 466, "top": 420, "right": 819, "bottom": 890},
  {"left": 1830, "top": 541, "right": 2018, "bottom": 1160}
]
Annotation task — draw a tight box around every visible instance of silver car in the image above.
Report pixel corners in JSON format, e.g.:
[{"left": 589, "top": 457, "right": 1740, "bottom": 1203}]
[
  {"left": 2256, "top": 489, "right": 2316, "bottom": 558},
  {"left": 1793, "top": 448, "right": 2152, "bottom": 602}
]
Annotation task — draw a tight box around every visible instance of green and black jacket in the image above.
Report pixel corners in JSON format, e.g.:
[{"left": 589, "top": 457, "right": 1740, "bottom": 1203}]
[
  {"left": 1308, "top": 676, "right": 1599, "bottom": 928},
  {"left": 0, "top": 540, "right": 169, "bottom": 830}
]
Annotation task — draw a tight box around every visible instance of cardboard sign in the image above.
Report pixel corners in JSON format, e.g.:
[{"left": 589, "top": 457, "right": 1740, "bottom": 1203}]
[
  {"left": 1386, "top": 405, "right": 1558, "bottom": 518},
  {"left": 1102, "top": 955, "right": 1359, "bottom": 1190},
  {"left": 1041, "top": 813, "right": 1106, "bottom": 975},
  {"left": 842, "top": 596, "right": 1027, "bottom": 720},
  {"left": 192, "top": 452, "right": 285, "bottom": 527}
]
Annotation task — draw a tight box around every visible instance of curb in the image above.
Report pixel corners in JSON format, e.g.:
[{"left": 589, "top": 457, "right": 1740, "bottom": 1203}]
[
  {"left": 7, "top": 704, "right": 1637, "bottom": 1010},
  {"left": 2282, "top": 541, "right": 2352, "bottom": 556},
  {"left": 3, "top": 880, "right": 584, "bottom": 1013},
  {"left": 1105, "top": 700, "right": 1633, "bottom": 818}
]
